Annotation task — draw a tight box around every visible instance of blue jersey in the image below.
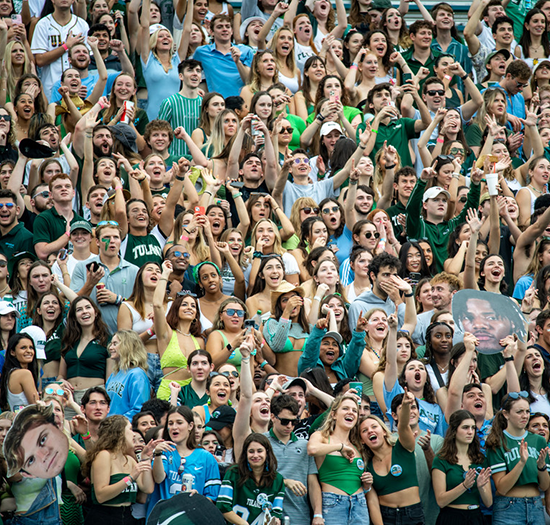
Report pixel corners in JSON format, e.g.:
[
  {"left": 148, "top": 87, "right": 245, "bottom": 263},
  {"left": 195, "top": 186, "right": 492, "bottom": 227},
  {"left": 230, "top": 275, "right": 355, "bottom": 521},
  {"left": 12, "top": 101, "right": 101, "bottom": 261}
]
[{"left": 147, "top": 447, "right": 221, "bottom": 516}]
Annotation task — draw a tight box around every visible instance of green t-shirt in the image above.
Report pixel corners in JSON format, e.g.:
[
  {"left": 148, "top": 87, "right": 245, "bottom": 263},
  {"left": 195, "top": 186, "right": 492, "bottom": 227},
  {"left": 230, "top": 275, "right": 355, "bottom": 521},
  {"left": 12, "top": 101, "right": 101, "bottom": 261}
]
[
  {"left": 45, "top": 323, "right": 64, "bottom": 364},
  {"left": 33, "top": 208, "right": 86, "bottom": 247},
  {"left": 178, "top": 383, "right": 208, "bottom": 410},
  {"left": 123, "top": 233, "right": 163, "bottom": 268},
  {"left": 432, "top": 455, "right": 486, "bottom": 506},
  {"left": 487, "top": 430, "right": 549, "bottom": 487},
  {"left": 217, "top": 465, "right": 285, "bottom": 524}
]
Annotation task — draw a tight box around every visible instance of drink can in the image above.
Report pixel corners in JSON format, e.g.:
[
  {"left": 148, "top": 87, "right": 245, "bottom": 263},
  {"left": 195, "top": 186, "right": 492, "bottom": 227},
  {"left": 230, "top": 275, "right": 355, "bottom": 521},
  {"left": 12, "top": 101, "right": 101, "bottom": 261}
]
[
  {"left": 283, "top": 517, "right": 291, "bottom": 525},
  {"left": 182, "top": 474, "right": 194, "bottom": 492},
  {"left": 120, "top": 100, "right": 134, "bottom": 124},
  {"left": 96, "top": 283, "right": 105, "bottom": 292}
]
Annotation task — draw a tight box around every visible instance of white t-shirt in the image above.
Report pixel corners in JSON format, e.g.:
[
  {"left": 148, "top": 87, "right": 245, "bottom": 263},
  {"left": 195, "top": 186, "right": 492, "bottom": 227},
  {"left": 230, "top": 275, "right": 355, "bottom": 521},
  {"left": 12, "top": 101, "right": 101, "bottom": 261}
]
[
  {"left": 51, "top": 253, "right": 96, "bottom": 282},
  {"left": 31, "top": 14, "right": 89, "bottom": 100},
  {"left": 294, "top": 40, "right": 316, "bottom": 73}
]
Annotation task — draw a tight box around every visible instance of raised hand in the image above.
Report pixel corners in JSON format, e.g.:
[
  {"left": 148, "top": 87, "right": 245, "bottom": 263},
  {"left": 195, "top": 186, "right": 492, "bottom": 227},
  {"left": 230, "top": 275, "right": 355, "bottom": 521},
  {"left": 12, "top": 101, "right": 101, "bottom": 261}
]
[
  {"left": 356, "top": 310, "right": 368, "bottom": 332},
  {"left": 465, "top": 207, "right": 483, "bottom": 234}
]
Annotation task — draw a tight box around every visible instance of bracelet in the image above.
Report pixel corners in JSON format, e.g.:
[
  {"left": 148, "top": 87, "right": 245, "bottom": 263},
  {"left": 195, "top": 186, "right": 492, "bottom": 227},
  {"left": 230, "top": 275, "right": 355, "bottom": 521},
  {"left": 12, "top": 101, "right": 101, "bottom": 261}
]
[
  {"left": 313, "top": 296, "right": 322, "bottom": 302},
  {"left": 260, "top": 360, "right": 268, "bottom": 369},
  {"left": 146, "top": 328, "right": 154, "bottom": 337},
  {"left": 371, "top": 128, "right": 378, "bottom": 134},
  {"left": 241, "top": 357, "right": 251, "bottom": 364},
  {"left": 81, "top": 431, "right": 91, "bottom": 440},
  {"left": 358, "top": 142, "right": 368, "bottom": 150},
  {"left": 340, "top": 443, "right": 344, "bottom": 451},
  {"left": 175, "top": 175, "right": 185, "bottom": 181},
  {"left": 385, "top": 164, "right": 396, "bottom": 170},
  {"left": 436, "top": 137, "right": 444, "bottom": 144},
  {"left": 461, "top": 73, "right": 469, "bottom": 81},
  {"left": 233, "top": 192, "right": 242, "bottom": 199},
  {"left": 115, "top": 186, "right": 123, "bottom": 191},
  {"left": 538, "top": 465, "right": 547, "bottom": 472},
  {"left": 154, "top": 451, "right": 163, "bottom": 457},
  {"left": 183, "top": 228, "right": 190, "bottom": 234},
  {"left": 404, "top": 292, "right": 414, "bottom": 297},
  {"left": 273, "top": 207, "right": 281, "bottom": 212},
  {"left": 313, "top": 515, "right": 324, "bottom": 519},
  {"left": 62, "top": 43, "right": 68, "bottom": 52},
  {"left": 363, "top": 488, "right": 371, "bottom": 493},
  {"left": 159, "top": 277, "right": 168, "bottom": 281},
  {"left": 253, "top": 251, "right": 263, "bottom": 259},
  {"left": 204, "top": 191, "right": 212, "bottom": 196},
  {"left": 462, "top": 482, "right": 470, "bottom": 491},
  {"left": 452, "top": 173, "right": 460, "bottom": 180},
  {"left": 350, "top": 179, "right": 358, "bottom": 185},
  {"left": 504, "top": 356, "right": 514, "bottom": 362},
  {"left": 63, "top": 272, "right": 70, "bottom": 277}
]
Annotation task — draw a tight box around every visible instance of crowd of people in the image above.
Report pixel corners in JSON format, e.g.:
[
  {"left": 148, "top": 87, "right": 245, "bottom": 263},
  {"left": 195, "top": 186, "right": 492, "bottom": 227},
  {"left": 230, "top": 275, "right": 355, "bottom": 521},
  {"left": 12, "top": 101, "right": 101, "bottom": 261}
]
[{"left": 2, "top": 0, "right": 550, "bottom": 523}]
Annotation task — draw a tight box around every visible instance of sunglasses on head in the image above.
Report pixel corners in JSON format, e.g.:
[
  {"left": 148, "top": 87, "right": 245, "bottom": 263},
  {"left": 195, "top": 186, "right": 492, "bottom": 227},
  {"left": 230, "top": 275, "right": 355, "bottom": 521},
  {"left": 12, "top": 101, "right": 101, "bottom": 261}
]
[
  {"left": 0, "top": 114, "right": 11, "bottom": 122},
  {"left": 322, "top": 206, "right": 339, "bottom": 214},
  {"left": 280, "top": 127, "right": 294, "bottom": 134},
  {"left": 436, "top": 155, "right": 454, "bottom": 162},
  {"left": 426, "top": 90, "right": 445, "bottom": 97},
  {"left": 0, "top": 203, "right": 15, "bottom": 209},
  {"left": 275, "top": 415, "right": 298, "bottom": 426},
  {"left": 177, "top": 290, "right": 197, "bottom": 297},
  {"left": 224, "top": 308, "right": 245, "bottom": 317},
  {"left": 45, "top": 386, "right": 65, "bottom": 396},
  {"left": 97, "top": 220, "right": 119, "bottom": 227},
  {"left": 508, "top": 391, "right": 529, "bottom": 399},
  {"left": 32, "top": 190, "right": 50, "bottom": 199},
  {"left": 301, "top": 207, "right": 320, "bottom": 214},
  {"left": 172, "top": 251, "right": 190, "bottom": 258},
  {"left": 364, "top": 231, "right": 380, "bottom": 239}
]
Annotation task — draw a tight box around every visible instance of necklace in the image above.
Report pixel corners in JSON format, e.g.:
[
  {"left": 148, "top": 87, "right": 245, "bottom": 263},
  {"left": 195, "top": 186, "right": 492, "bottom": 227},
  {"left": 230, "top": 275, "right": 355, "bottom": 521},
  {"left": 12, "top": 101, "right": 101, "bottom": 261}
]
[
  {"left": 436, "top": 363, "right": 449, "bottom": 373},
  {"left": 368, "top": 345, "right": 381, "bottom": 359},
  {"left": 176, "top": 328, "right": 191, "bottom": 336},
  {"left": 529, "top": 184, "right": 546, "bottom": 194},
  {"left": 0, "top": 283, "right": 8, "bottom": 295}
]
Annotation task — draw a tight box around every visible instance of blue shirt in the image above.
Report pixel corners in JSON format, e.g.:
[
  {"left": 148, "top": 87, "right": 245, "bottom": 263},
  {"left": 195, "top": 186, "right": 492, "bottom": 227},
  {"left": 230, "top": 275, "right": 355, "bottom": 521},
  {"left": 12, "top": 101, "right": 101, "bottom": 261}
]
[
  {"left": 49, "top": 71, "right": 119, "bottom": 103},
  {"left": 193, "top": 44, "right": 254, "bottom": 98},
  {"left": 329, "top": 226, "right": 353, "bottom": 266},
  {"left": 106, "top": 367, "right": 151, "bottom": 421},
  {"left": 512, "top": 274, "right": 533, "bottom": 300},
  {"left": 147, "top": 447, "right": 221, "bottom": 516}
]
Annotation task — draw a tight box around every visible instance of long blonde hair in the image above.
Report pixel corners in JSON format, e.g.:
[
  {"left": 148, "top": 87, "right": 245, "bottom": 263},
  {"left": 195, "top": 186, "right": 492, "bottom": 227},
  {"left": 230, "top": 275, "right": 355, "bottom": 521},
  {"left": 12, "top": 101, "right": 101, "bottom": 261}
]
[
  {"left": 4, "top": 41, "right": 33, "bottom": 102},
  {"left": 172, "top": 211, "right": 211, "bottom": 262},
  {"left": 249, "top": 50, "right": 280, "bottom": 94},
  {"left": 472, "top": 88, "right": 507, "bottom": 131},
  {"left": 112, "top": 330, "right": 149, "bottom": 373},
  {"left": 319, "top": 395, "right": 362, "bottom": 450},
  {"left": 150, "top": 28, "right": 175, "bottom": 67},
  {"left": 251, "top": 219, "right": 286, "bottom": 255},
  {"left": 204, "top": 109, "right": 238, "bottom": 158},
  {"left": 270, "top": 26, "right": 298, "bottom": 76}
]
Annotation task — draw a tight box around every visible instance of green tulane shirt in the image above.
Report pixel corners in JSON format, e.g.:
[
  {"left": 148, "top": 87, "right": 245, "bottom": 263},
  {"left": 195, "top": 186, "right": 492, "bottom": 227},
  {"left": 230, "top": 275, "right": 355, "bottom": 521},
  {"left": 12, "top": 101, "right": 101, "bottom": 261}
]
[
  {"left": 217, "top": 465, "right": 285, "bottom": 525},
  {"left": 487, "top": 430, "right": 549, "bottom": 486},
  {"left": 120, "top": 225, "right": 164, "bottom": 267}
]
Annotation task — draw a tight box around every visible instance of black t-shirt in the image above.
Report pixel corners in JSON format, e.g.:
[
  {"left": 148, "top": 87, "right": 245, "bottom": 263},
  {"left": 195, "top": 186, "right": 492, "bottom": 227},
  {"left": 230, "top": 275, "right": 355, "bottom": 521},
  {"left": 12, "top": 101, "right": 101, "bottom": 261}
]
[
  {"left": 227, "top": 181, "right": 270, "bottom": 226},
  {"left": 20, "top": 207, "right": 38, "bottom": 233}
]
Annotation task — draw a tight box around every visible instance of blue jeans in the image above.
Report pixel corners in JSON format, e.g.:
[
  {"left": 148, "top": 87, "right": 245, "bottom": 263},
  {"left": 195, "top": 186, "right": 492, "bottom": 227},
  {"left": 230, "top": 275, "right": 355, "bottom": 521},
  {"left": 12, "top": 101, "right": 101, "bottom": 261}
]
[
  {"left": 493, "top": 495, "right": 544, "bottom": 525},
  {"left": 322, "top": 492, "right": 369, "bottom": 525},
  {"left": 147, "top": 353, "right": 162, "bottom": 394},
  {"left": 11, "top": 479, "right": 61, "bottom": 525}
]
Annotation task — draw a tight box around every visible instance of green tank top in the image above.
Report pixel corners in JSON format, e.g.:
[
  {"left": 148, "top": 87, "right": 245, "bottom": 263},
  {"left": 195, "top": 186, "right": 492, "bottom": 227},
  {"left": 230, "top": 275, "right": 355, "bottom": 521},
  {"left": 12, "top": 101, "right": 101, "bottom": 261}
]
[
  {"left": 366, "top": 440, "right": 418, "bottom": 497},
  {"left": 91, "top": 473, "right": 138, "bottom": 506},
  {"left": 318, "top": 448, "right": 364, "bottom": 495}
]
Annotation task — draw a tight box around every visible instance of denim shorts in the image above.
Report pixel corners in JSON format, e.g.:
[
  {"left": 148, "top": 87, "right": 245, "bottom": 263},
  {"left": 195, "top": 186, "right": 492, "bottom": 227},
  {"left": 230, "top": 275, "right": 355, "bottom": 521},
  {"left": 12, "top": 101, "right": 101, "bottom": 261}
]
[
  {"left": 322, "top": 491, "right": 369, "bottom": 525},
  {"left": 380, "top": 501, "right": 425, "bottom": 525},
  {"left": 147, "top": 353, "right": 163, "bottom": 393},
  {"left": 493, "top": 495, "right": 544, "bottom": 525}
]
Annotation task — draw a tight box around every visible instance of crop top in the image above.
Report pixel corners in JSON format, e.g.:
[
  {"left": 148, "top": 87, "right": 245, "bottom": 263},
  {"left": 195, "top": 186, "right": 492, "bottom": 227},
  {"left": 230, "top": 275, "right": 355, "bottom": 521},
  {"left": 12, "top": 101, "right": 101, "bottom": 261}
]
[
  {"left": 122, "top": 302, "right": 155, "bottom": 339},
  {"left": 432, "top": 456, "right": 485, "bottom": 506},
  {"left": 160, "top": 330, "right": 200, "bottom": 370},
  {"left": 64, "top": 339, "right": 110, "bottom": 379},
  {"left": 91, "top": 473, "right": 138, "bottom": 505},
  {"left": 318, "top": 446, "right": 364, "bottom": 495},
  {"left": 44, "top": 323, "right": 64, "bottom": 364},
  {"left": 215, "top": 330, "right": 242, "bottom": 369},
  {"left": 366, "top": 440, "right": 418, "bottom": 497},
  {"left": 264, "top": 318, "right": 310, "bottom": 353}
]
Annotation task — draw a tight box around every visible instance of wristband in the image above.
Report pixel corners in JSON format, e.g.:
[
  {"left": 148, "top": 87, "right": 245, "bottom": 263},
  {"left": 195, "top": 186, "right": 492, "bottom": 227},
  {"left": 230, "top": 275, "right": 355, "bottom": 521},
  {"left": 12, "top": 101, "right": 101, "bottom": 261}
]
[
  {"left": 350, "top": 64, "right": 358, "bottom": 71},
  {"left": 317, "top": 113, "right": 326, "bottom": 122},
  {"left": 538, "top": 465, "right": 547, "bottom": 471},
  {"left": 98, "top": 100, "right": 105, "bottom": 109},
  {"left": 437, "top": 137, "right": 444, "bottom": 143},
  {"left": 175, "top": 175, "right": 185, "bottom": 181},
  {"left": 154, "top": 451, "right": 163, "bottom": 457},
  {"left": 504, "top": 356, "right": 514, "bottom": 362},
  {"left": 444, "top": 74, "right": 452, "bottom": 81},
  {"left": 461, "top": 73, "right": 469, "bottom": 81},
  {"left": 371, "top": 128, "right": 378, "bottom": 134},
  {"left": 115, "top": 186, "right": 123, "bottom": 191},
  {"left": 314, "top": 296, "right": 323, "bottom": 302},
  {"left": 65, "top": 231, "right": 70, "bottom": 237},
  {"left": 404, "top": 292, "right": 414, "bottom": 297},
  {"left": 313, "top": 515, "right": 324, "bottom": 519},
  {"left": 241, "top": 357, "right": 251, "bottom": 364},
  {"left": 358, "top": 143, "right": 368, "bottom": 149},
  {"left": 146, "top": 328, "right": 154, "bottom": 337},
  {"left": 81, "top": 431, "right": 91, "bottom": 440},
  {"left": 181, "top": 235, "right": 189, "bottom": 242},
  {"left": 204, "top": 191, "right": 212, "bottom": 196},
  {"left": 350, "top": 179, "right": 358, "bottom": 185},
  {"left": 233, "top": 192, "right": 242, "bottom": 199},
  {"left": 253, "top": 251, "right": 263, "bottom": 259},
  {"left": 260, "top": 360, "right": 268, "bottom": 369},
  {"left": 62, "top": 43, "right": 69, "bottom": 52},
  {"left": 385, "top": 164, "right": 396, "bottom": 170},
  {"left": 123, "top": 476, "right": 133, "bottom": 487}
]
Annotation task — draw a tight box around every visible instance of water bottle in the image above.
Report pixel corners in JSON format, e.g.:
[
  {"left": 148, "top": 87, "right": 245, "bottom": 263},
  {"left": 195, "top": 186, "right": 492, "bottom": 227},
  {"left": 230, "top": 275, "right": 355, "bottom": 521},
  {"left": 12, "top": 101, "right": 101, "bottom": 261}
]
[{"left": 252, "top": 309, "right": 262, "bottom": 330}]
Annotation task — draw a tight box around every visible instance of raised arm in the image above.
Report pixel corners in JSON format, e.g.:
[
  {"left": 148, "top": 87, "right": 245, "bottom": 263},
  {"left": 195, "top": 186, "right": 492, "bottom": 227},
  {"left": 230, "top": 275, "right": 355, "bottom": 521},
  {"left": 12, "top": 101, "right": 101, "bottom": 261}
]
[
  {"left": 87, "top": 37, "right": 108, "bottom": 105},
  {"left": 331, "top": 127, "right": 373, "bottom": 190},
  {"left": 463, "top": 0, "right": 485, "bottom": 57},
  {"left": 139, "top": 0, "right": 152, "bottom": 63},
  {"left": 383, "top": 311, "right": 399, "bottom": 391},
  {"left": 463, "top": 209, "right": 483, "bottom": 290},
  {"left": 153, "top": 261, "right": 173, "bottom": 353}
]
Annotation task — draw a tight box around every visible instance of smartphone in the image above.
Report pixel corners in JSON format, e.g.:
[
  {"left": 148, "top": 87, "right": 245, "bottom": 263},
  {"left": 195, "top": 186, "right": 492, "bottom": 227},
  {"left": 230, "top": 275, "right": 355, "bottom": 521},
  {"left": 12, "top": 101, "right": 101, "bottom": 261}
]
[
  {"left": 214, "top": 444, "right": 225, "bottom": 457},
  {"left": 402, "top": 73, "right": 412, "bottom": 83},
  {"left": 329, "top": 90, "right": 337, "bottom": 103},
  {"left": 251, "top": 117, "right": 259, "bottom": 137},
  {"left": 59, "top": 248, "right": 68, "bottom": 261},
  {"left": 231, "top": 181, "right": 245, "bottom": 189},
  {"left": 244, "top": 319, "right": 256, "bottom": 334},
  {"left": 86, "top": 261, "right": 99, "bottom": 273},
  {"left": 349, "top": 382, "right": 363, "bottom": 405},
  {"left": 194, "top": 206, "right": 205, "bottom": 215},
  {"left": 11, "top": 14, "right": 22, "bottom": 24},
  {"left": 409, "top": 272, "right": 421, "bottom": 286}
]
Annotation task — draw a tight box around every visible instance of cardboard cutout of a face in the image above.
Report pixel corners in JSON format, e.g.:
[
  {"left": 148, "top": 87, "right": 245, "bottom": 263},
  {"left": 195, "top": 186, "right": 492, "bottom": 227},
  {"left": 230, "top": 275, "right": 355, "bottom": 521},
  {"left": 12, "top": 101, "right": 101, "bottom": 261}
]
[{"left": 452, "top": 290, "right": 526, "bottom": 354}]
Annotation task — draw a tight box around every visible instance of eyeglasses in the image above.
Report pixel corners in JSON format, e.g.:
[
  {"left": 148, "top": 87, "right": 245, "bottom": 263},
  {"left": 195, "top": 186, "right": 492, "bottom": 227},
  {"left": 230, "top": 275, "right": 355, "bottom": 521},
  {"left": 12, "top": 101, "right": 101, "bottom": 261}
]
[
  {"left": 449, "top": 147, "right": 464, "bottom": 155},
  {"left": 44, "top": 384, "right": 64, "bottom": 397},
  {"left": 177, "top": 290, "right": 197, "bottom": 297},
  {"left": 364, "top": 231, "right": 381, "bottom": 239},
  {"left": 224, "top": 308, "right": 245, "bottom": 317},
  {"left": 0, "top": 114, "right": 11, "bottom": 122},
  {"left": 515, "top": 80, "right": 529, "bottom": 88},
  {"left": 172, "top": 251, "right": 190, "bottom": 258},
  {"left": 280, "top": 127, "right": 294, "bottom": 134},
  {"left": 0, "top": 261, "right": 7, "bottom": 268},
  {"left": 0, "top": 203, "right": 15, "bottom": 209},
  {"left": 32, "top": 190, "right": 50, "bottom": 199},
  {"left": 426, "top": 90, "right": 445, "bottom": 97},
  {"left": 97, "top": 220, "right": 119, "bottom": 227},
  {"left": 275, "top": 415, "right": 299, "bottom": 426},
  {"left": 293, "top": 157, "right": 309, "bottom": 164},
  {"left": 508, "top": 391, "right": 529, "bottom": 399},
  {"left": 322, "top": 206, "right": 339, "bottom": 214},
  {"left": 301, "top": 207, "right": 319, "bottom": 214}
]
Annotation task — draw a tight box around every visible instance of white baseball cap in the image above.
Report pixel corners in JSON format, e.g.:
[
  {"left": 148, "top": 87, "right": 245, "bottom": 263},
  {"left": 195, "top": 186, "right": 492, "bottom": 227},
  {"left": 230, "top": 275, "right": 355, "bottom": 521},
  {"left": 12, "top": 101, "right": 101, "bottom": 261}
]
[
  {"left": 422, "top": 186, "right": 451, "bottom": 203},
  {"left": 320, "top": 121, "right": 343, "bottom": 137}
]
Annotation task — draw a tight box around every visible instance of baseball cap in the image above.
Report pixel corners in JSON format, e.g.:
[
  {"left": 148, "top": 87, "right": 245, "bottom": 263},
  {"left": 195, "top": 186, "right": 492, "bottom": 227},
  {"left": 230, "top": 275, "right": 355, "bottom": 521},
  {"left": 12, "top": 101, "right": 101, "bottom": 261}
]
[
  {"left": 422, "top": 186, "right": 451, "bottom": 203},
  {"left": 0, "top": 301, "right": 20, "bottom": 318},
  {"left": 320, "top": 122, "right": 344, "bottom": 137},
  {"left": 207, "top": 405, "right": 236, "bottom": 431},
  {"left": 283, "top": 378, "right": 307, "bottom": 392},
  {"left": 70, "top": 221, "right": 93, "bottom": 234},
  {"left": 111, "top": 123, "right": 138, "bottom": 153},
  {"left": 240, "top": 17, "right": 265, "bottom": 41},
  {"left": 484, "top": 49, "right": 511, "bottom": 66},
  {"left": 323, "top": 331, "right": 343, "bottom": 344}
]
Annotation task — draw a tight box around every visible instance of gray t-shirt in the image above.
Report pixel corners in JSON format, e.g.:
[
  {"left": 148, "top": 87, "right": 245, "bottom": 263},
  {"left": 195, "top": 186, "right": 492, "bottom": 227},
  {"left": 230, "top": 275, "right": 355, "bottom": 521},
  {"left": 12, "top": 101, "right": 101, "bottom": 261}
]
[{"left": 282, "top": 178, "right": 338, "bottom": 216}]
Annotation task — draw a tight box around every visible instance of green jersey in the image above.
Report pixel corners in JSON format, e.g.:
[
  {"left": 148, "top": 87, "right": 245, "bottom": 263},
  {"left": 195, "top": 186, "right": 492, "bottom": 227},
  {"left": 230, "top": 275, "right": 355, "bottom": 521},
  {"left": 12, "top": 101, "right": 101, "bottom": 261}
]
[
  {"left": 121, "top": 228, "right": 163, "bottom": 268},
  {"left": 217, "top": 465, "right": 285, "bottom": 525}
]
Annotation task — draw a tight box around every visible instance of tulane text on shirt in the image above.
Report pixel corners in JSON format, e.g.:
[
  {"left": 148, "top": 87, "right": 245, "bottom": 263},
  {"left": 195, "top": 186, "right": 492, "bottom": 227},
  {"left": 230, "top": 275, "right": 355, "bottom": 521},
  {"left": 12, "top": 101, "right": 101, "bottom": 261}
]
[
  {"left": 132, "top": 245, "right": 163, "bottom": 258},
  {"left": 504, "top": 445, "right": 540, "bottom": 463}
]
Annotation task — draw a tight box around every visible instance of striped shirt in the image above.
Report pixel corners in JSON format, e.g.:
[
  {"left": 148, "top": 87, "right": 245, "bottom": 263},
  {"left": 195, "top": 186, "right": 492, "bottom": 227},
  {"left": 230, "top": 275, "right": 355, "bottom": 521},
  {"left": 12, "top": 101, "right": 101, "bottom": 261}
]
[{"left": 158, "top": 93, "right": 202, "bottom": 157}]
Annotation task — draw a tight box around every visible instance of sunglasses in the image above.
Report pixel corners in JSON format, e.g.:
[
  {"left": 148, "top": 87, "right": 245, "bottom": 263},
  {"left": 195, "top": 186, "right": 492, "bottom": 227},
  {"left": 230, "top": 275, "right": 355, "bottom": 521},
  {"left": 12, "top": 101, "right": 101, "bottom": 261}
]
[
  {"left": 508, "top": 391, "right": 529, "bottom": 399},
  {"left": 426, "top": 90, "right": 445, "bottom": 96},
  {"left": 449, "top": 147, "right": 464, "bottom": 155},
  {"left": 322, "top": 206, "right": 339, "bottom": 214},
  {"left": 276, "top": 415, "right": 298, "bottom": 426},
  {"left": 224, "top": 308, "right": 245, "bottom": 317},
  {"left": 220, "top": 370, "right": 239, "bottom": 378},
  {"left": 177, "top": 290, "right": 198, "bottom": 297},
  {"left": 436, "top": 155, "right": 454, "bottom": 162},
  {"left": 301, "top": 207, "right": 320, "bottom": 214},
  {"left": 210, "top": 371, "right": 235, "bottom": 380},
  {"left": 364, "top": 231, "right": 381, "bottom": 239},
  {"left": 0, "top": 203, "right": 15, "bottom": 209},
  {"left": 0, "top": 114, "right": 11, "bottom": 122},
  {"left": 32, "top": 190, "right": 50, "bottom": 199},
  {"left": 172, "top": 251, "right": 190, "bottom": 258},
  {"left": 97, "top": 220, "right": 119, "bottom": 227},
  {"left": 0, "top": 261, "right": 7, "bottom": 268},
  {"left": 293, "top": 158, "right": 309, "bottom": 164},
  {"left": 459, "top": 195, "right": 467, "bottom": 203},
  {"left": 45, "top": 387, "right": 65, "bottom": 396},
  {"left": 280, "top": 127, "right": 294, "bottom": 134},
  {"left": 515, "top": 80, "right": 528, "bottom": 88}
]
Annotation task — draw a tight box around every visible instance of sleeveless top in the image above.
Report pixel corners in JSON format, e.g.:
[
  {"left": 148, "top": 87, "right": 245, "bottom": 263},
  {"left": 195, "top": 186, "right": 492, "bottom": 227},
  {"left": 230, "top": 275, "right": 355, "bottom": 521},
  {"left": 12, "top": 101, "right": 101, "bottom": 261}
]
[
  {"left": 160, "top": 330, "right": 201, "bottom": 371},
  {"left": 215, "top": 330, "right": 242, "bottom": 369},
  {"left": 278, "top": 71, "right": 300, "bottom": 94},
  {"left": 7, "top": 374, "right": 29, "bottom": 411},
  {"left": 318, "top": 445, "right": 364, "bottom": 495},
  {"left": 366, "top": 440, "right": 418, "bottom": 496},
  {"left": 122, "top": 302, "right": 155, "bottom": 340},
  {"left": 91, "top": 473, "right": 138, "bottom": 505}
]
